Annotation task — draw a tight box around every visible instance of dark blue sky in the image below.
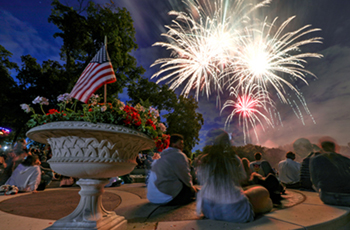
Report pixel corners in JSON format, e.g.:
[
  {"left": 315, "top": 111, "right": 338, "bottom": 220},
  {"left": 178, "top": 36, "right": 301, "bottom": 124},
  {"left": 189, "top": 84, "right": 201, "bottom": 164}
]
[{"left": 1, "top": 0, "right": 350, "bottom": 150}]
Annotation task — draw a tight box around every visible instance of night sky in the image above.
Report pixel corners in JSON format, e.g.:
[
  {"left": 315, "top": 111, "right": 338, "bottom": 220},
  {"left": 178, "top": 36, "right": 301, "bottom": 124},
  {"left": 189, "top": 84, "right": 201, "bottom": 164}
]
[{"left": 1, "top": 0, "right": 350, "bottom": 151}]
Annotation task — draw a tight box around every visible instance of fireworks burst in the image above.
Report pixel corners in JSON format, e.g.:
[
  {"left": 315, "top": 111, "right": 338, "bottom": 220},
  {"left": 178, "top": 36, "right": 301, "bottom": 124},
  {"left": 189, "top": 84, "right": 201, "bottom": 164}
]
[
  {"left": 151, "top": 0, "right": 272, "bottom": 100},
  {"left": 228, "top": 16, "right": 323, "bottom": 103},
  {"left": 152, "top": 0, "right": 323, "bottom": 144},
  {"left": 221, "top": 85, "right": 274, "bottom": 144}
]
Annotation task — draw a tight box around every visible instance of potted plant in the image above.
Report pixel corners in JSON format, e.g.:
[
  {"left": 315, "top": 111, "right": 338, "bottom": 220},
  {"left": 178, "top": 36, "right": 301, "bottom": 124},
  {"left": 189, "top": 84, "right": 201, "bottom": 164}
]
[{"left": 21, "top": 93, "right": 170, "bottom": 230}]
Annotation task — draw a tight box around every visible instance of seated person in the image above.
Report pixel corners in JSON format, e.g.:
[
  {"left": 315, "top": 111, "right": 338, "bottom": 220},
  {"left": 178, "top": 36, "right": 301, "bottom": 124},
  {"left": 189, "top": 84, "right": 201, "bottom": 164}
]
[
  {"left": 0, "top": 154, "right": 7, "bottom": 183},
  {"left": 250, "top": 152, "right": 275, "bottom": 177},
  {"left": 147, "top": 134, "right": 197, "bottom": 205},
  {"left": 5, "top": 155, "right": 41, "bottom": 193},
  {"left": 196, "top": 132, "right": 272, "bottom": 223},
  {"left": 293, "top": 138, "right": 318, "bottom": 191},
  {"left": 242, "top": 158, "right": 284, "bottom": 204},
  {"left": 310, "top": 141, "right": 350, "bottom": 206},
  {"left": 278, "top": 151, "right": 301, "bottom": 188}
]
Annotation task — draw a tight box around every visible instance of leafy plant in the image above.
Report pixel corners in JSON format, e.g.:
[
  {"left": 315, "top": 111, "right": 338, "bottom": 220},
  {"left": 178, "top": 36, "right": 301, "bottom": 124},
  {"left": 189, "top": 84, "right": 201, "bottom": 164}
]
[{"left": 21, "top": 93, "right": 170, "bottom": 151}]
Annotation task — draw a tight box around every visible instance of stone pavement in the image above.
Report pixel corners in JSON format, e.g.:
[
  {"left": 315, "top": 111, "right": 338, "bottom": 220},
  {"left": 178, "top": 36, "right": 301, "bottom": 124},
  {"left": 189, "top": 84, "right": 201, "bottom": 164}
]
[{"left": 1, "top": 183, "right": 350, "bottom": 230}]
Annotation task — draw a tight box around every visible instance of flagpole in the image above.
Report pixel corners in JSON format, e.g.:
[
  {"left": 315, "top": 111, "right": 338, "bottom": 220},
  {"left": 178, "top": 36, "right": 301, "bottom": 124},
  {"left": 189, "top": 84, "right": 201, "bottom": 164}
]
[{"left": 104, "top": 36, "right": 107, "bottom": 104}]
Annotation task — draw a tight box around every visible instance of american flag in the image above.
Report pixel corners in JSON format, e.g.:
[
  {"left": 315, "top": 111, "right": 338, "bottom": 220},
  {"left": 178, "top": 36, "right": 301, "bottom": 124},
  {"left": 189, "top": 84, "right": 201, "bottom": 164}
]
[{"left": 70, "top": 45, "right": 116, "bottom": 103}]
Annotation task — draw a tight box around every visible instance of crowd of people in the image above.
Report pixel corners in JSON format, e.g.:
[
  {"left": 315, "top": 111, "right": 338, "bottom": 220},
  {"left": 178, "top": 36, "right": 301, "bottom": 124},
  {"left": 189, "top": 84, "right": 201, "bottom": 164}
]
[
  {"left": 1, "top": 132, "right": 350, "bottom": 223},
  {"left": 0, "top": 139, "right": 56, "bottom": 194},
  {"left": 146, "top": 132, "right": 350, "bottom": 223}
]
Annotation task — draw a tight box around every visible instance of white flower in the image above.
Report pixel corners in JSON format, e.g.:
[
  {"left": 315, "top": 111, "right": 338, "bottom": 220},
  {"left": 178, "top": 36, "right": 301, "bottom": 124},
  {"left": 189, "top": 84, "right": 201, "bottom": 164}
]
[
  {"left": 89, "top": 94, "right": 99, "bottom": 105},
  {"left": 32, "top": 96, "right": 41, "bottom": 104},
  {"left": 57, "top": 93, "right": 72, "bottom": 103},
  {"left": 41, "top": 97, "right": 49, "bottom": 105},
  {"left": 149, "top": 107, "right": 159, "bottom": 118},
  {"left": 158, "top": 123, "right": 167, "bottom": 132},
  {"left": 101, "top": 106, "right": 107, "bottom": 112},
  {"left": 32, "top": 96, "right": 49, "bottom": 105},
  {"left": 20, "top": 104, "right": 31, "bottom": 113}
]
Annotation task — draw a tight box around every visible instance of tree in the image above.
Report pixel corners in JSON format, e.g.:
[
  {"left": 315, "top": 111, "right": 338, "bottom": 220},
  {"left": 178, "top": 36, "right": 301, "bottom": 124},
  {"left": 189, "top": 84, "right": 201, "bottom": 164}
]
[
  {"left": 165, "top": 96, "right": 204, "bottom": 155},
  {"left": 0, "top": 45, "right": 20, "bottom": 144},
  {"left": 0, "top": 45, "right": 18, "bottom": 125},
  {"left": 49, "top": 0, "right": 145, "bottom": 95},
  {"left": 127, "top": 78, "right": 177, "bottom": 111},
  {"left": 127, "top": 78, "right": 204, "bottom": 153}
]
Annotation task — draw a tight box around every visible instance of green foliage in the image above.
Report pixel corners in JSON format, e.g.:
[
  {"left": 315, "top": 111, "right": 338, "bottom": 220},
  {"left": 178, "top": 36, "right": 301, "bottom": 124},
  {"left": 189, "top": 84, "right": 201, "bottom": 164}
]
[
  {"left": 127, "top": 78, "right": 204, "bottom": 153},
  {"left": 127, "top": 77, "right": 178, "bottom": 111},
  {"left": 23, "top": 94, "right": 165, "bottom": 141},
  {"left": 49, "top": 0, "right": 144, "bottom": 94},
  {"left": 165, "top": 96, "right": 204, "bottom": 154}
]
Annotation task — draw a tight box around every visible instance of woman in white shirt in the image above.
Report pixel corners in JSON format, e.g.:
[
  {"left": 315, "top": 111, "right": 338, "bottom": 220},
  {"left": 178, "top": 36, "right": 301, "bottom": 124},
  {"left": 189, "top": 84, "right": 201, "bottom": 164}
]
[
  {"left": 6, "top": 155, "right": 41, "bottom": 193},
  {"left": 196, "top": 132, "right": 272, "bottom": 222}
]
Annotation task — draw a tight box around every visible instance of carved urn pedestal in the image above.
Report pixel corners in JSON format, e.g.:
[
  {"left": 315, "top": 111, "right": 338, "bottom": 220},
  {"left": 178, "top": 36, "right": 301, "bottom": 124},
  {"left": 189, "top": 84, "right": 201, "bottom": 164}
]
[{"left": 26, "top": 121, "right": 155, "bottom": 230}]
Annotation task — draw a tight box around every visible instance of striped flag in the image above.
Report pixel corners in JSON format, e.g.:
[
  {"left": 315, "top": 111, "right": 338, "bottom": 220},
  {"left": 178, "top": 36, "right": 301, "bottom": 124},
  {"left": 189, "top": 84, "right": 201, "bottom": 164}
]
[{"left": 70, "top": 45, "right": 116, "bottom": 103}]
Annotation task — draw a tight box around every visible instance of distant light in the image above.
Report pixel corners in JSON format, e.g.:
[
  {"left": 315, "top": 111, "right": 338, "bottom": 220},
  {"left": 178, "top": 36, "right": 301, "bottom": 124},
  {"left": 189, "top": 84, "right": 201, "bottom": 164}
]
[
  {"left": 0, "top": 127, "right": 11, "bottom": 137},
  {"left": 4, "top": 146, "right": 8, "bottom": 150}
]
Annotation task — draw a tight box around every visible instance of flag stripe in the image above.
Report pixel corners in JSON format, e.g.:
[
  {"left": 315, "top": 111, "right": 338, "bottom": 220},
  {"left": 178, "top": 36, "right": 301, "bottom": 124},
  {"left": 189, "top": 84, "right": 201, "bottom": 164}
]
[
  {"left": 70, "top": 45, "right": 116, "bottom": 103},
  {"left": 70, "top": 63, "right": 114, "bottom": 98},
  {"left": 72, "top": 65, "right": 116, "bottom": 101}
]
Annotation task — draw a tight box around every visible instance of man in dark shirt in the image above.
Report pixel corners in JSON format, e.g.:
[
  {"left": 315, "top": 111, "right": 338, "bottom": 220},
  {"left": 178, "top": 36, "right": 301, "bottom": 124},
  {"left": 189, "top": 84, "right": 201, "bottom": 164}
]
[{"left": 310, "top": 141, "right": 350, "bottom": 206}]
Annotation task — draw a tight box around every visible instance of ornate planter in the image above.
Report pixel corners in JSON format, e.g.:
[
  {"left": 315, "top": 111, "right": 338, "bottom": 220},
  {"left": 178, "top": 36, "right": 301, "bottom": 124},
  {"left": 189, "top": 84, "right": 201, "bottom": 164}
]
[{"left": 26, "top": 121, "right": 155, "bottom": 230}]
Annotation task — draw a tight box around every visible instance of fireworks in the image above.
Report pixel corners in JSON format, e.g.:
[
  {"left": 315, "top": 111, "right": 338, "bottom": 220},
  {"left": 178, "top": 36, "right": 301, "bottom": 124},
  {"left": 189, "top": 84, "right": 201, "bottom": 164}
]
[
  {"left": 151, "top": 0, "right": 272, "bottom": 100},
  {"left": 221, "top": 85, "right": 274, "bottom": 144},
  {"left": 229, "top": 16, "right": 323, "bottom": 103},
  {"left": 152, "top": 0, "right": 322, "bottom": 144}
]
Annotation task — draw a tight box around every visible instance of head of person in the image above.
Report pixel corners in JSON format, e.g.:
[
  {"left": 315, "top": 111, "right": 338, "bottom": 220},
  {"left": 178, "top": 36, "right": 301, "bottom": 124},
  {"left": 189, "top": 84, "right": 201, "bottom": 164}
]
[
  {"left": 197, "top": 131, "right": 241, "bottom": 186},
  {"left": 286, "top": 151, "right": 296, "bottom": 160},
  {"left": 254, "top": 152, "right": 262, "bottom": 161},
  {"left": 13, "top": 139, "right": 27, "bottom": 156},
  {"left": 293, "top": 138, "right": 313, "bottom": 158},
  {"left": 170, "top": 134, "right": 184, "bottom": 151},
  {"left": 321, "top": 141, "right": 336, "bottom": 153},
  {"left": 21, "top": 155, "right": 41, "bottom": 167}
]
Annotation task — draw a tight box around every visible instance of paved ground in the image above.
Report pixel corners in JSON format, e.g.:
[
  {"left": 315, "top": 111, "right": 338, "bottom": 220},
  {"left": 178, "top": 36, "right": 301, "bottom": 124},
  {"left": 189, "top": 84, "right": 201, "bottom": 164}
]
[{"left": 0, "top": 181, "right": 350, "bottom": 230}]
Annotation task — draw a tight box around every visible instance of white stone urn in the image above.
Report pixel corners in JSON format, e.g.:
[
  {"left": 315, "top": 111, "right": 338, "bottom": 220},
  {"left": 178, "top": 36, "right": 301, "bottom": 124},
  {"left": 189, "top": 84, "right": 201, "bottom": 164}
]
[{"left": 26, "top": 121, "right": 155, "bottom": 230}]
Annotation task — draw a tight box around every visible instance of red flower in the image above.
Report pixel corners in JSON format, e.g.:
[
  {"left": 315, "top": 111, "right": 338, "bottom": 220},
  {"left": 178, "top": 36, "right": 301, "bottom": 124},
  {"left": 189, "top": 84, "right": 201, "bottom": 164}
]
[
  {"left": 46, "top": 109, "right": 59, "bottom": 115},
  {"left": 146, "top": 119, "right": 156, "bottom": 130}
]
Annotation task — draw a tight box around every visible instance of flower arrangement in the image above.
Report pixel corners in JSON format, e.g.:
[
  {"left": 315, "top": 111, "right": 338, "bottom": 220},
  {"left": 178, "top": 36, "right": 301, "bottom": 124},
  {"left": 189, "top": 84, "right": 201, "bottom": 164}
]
[{"left": 21, "top": 93, "right": 170, "bottom": 152}]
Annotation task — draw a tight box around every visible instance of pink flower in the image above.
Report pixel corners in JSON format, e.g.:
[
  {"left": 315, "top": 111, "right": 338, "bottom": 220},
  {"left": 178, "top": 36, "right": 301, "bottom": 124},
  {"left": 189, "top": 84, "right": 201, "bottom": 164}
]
[
  {"left": 158, "top": 123, "right": 167, "bottom": 132},
  {"left": 20, "top": 104, "right": 31, "bottom": 113}
]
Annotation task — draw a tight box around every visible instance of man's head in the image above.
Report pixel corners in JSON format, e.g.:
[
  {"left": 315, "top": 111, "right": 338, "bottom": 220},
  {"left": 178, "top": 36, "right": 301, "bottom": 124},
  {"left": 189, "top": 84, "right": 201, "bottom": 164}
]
[
  {"left": 286, "top": 151, "right": 296, "bottom": 160},
  {"left": 254, "top": 152, "right": 262, "bottom": 161},
  {"left": 321, "top": 141, "right": 336, "bottom": 153},
  {"left": 170, "top": 134, "right": 184, "bottom": 151},
  {"left": 293, "top": 138, "right": 313, "bottom": 158}
]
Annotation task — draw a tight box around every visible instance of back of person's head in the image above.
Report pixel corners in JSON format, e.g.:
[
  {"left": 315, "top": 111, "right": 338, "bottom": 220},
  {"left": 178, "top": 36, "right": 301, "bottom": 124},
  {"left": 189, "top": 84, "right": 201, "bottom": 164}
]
[
  {"left": 170, "top": 134, "right": 184, "bottom": 146},
  {"left": 13, "top": 141, "right": 27, "bottom": 156},
  {"left": 286, "top": 151, "right": 296, "bottom": 160},
  {"left": 21, "top": 155, "right": 39, "bottom": 167},
  {"left": 293, "top": 138, "right": 313, "bottom": 157},
  {"left": 197, "top": 131, "right": 241, "bottom": 186},
  {"left": 321, "top": 141, "right": 336, "bottom": 152},
  {"left": 254, "top": 152, "right": 262, "bottom": 160}
]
